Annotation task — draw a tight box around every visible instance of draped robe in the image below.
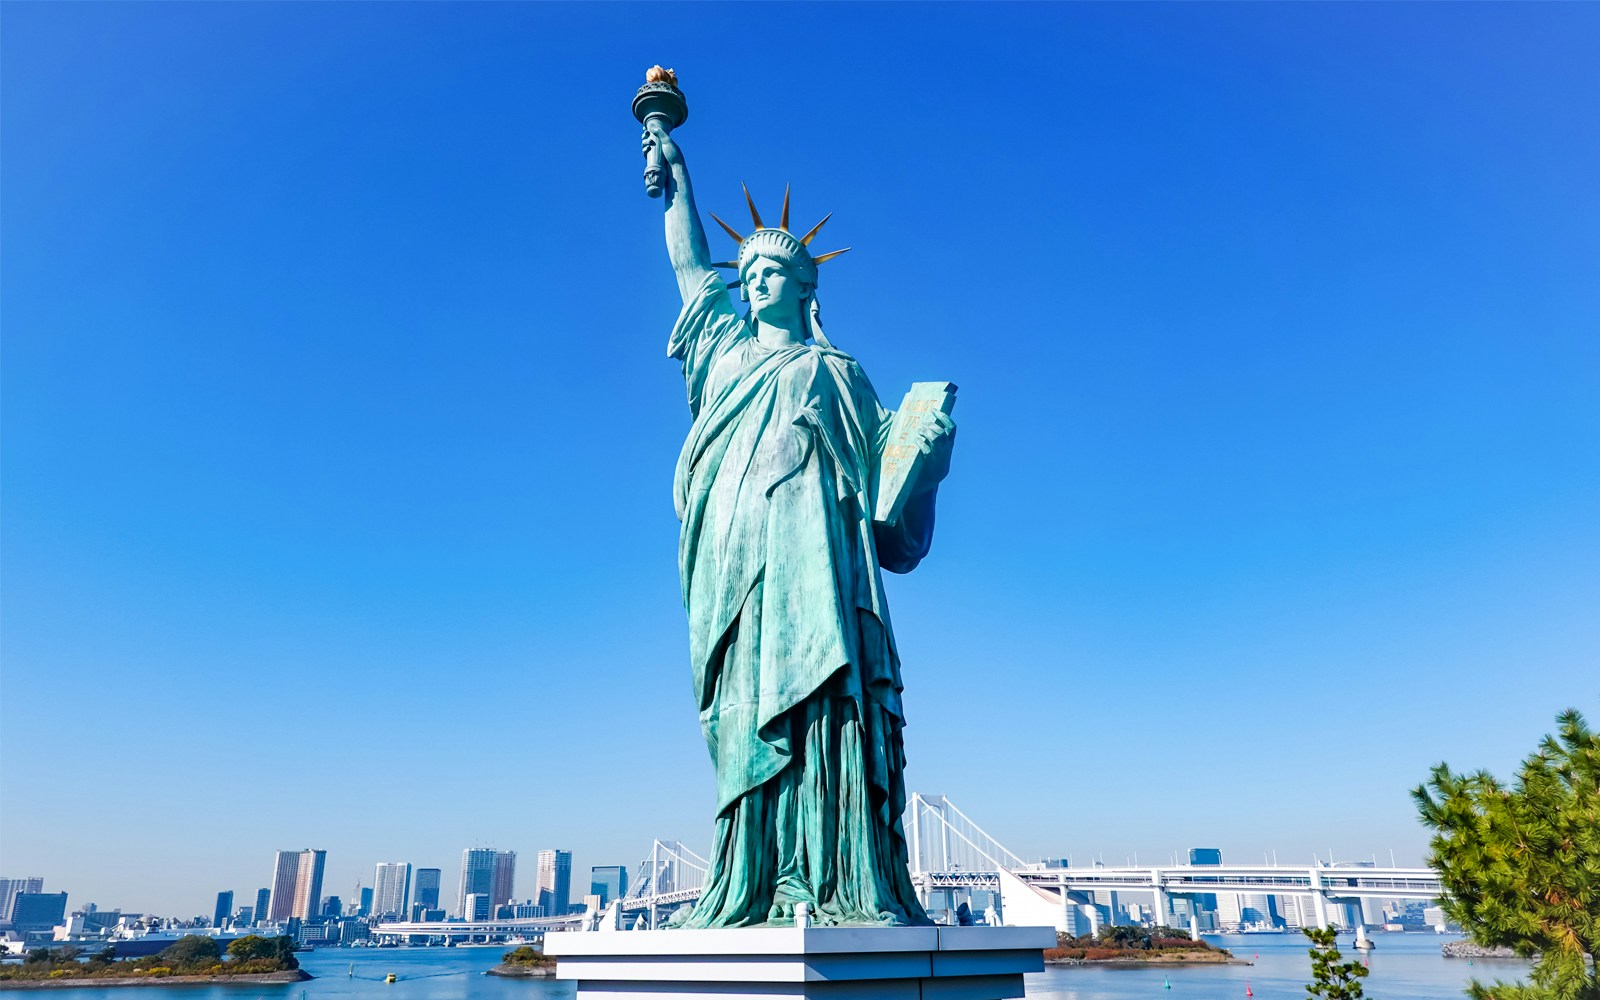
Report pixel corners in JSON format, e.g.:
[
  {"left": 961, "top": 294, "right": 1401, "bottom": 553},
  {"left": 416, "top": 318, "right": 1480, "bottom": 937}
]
[{"left": 668, "top": 272, "right": 934, "bottom": 927}]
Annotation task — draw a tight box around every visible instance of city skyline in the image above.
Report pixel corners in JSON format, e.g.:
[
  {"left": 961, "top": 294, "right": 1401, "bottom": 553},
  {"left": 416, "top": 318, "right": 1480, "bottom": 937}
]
[
  {"left": 4, "top": 4, "right": 1595, "bottom": 917},
  {"left": 4, "top": 846, "right": 1453, "bottom": 945},
  {"left": 4, "top": 828, "right": 1448, "bottom": 928}
]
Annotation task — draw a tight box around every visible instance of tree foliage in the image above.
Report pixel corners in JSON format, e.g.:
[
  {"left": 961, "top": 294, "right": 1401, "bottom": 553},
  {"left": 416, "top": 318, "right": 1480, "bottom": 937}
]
[
  {"left": 501, "top": 945, "right": 551, "bottom": 967},
  {"left": 1304, "top": 925, "right": 1368, "bottom": 999},
  {"left": 0, "top": 934, "right": 297, "bottom": 982},
  {"left": 224, "top": 934, "right": 299, "bottom": 970},
  {"left": 1412, "top": 707, "right": 1600, "bottom": 1000},
  {"left": 160, "top": 935, "right": 221, "bottom": 967}
]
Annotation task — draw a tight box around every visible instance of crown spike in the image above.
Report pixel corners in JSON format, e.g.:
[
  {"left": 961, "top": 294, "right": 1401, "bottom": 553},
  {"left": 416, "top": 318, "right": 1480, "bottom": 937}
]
[
  {"left": 780, "top": 186, "right": 791, "bottom": 231},
  {"left": 798, "top": 213, "right": 832, "bottom": 246},
  {"left": 813, "top": 247, "right": 851, "bottom": 265},
  {"left": 742, "top": 183, "right": 764, "bottom": 229},
  {"left": 708, "top": 213, "right": 744, "bottom": 244}
]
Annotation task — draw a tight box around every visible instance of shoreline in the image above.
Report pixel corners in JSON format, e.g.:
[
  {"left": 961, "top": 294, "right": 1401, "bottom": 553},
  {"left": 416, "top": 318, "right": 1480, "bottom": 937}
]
[
  {"left": 1048, "top": 954, "right": 1250, "bottom": 968},
  {"left": 485, "top": 964, "right": 555, "bottom": 979},
  {"left": 0, "top": 971, "right": 311, "bottom": 990}
]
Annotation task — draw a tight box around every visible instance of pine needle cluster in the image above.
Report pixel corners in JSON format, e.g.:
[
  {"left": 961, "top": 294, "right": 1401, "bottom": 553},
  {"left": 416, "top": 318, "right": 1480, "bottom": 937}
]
[
  {"left": 1412, "top": 708, "right": 1600, "bottom": 1000},
  {"left": 1304, "top": 925, "right": 1370, "bottom": 999}
]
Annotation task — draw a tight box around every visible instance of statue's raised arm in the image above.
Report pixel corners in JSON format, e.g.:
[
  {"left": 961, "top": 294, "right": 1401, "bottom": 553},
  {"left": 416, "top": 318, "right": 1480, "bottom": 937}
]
[{"left": 635, "top": 68, "right": 715, "bottom": 304}]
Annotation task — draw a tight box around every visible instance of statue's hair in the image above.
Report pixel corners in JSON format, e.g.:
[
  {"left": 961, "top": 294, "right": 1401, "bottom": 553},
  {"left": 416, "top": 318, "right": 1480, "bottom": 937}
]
[{"left": 736, "top": 229, "right": 817, "bottom": 287}]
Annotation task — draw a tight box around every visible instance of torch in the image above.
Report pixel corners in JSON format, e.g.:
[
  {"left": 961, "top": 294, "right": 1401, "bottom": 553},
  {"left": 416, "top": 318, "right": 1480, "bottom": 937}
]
[{"left": 632, "top": 66, "right": 688, "bottom": 198}]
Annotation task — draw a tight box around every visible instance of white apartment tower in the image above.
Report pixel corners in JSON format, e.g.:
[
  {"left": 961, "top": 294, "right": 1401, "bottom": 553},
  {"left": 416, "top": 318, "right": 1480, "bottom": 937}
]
[
  {"left": 536, "top": 849, "right": 572, "bottom": 916},
  {"left": 266, "top": 849, "right": 326, "bottom": 922},
  {"left": 372, "top": 863, "right": 412, "bottom": 919}
]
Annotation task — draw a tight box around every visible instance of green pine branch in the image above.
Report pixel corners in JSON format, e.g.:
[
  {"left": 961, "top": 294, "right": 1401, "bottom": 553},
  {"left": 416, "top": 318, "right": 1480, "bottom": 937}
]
[{"left": 1412, "top": 707, "right": 1600, "bottom": 1000}]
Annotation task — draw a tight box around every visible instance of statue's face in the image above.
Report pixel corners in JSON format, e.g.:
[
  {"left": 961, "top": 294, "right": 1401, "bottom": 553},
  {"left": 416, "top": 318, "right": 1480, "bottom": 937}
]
[{"left": 744, "top": 255, "right": 810, "bottom": 324}]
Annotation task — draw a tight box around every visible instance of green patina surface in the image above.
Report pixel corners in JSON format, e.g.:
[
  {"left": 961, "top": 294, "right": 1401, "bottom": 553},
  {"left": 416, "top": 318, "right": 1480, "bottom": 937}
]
[{"left": 639, "top": 86, "right": 956, "bottom": 929}]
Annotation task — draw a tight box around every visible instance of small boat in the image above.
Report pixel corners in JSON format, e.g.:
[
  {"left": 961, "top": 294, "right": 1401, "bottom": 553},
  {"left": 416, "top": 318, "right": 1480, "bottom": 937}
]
[
  {"left": 385, "top": 974, "right": 397, "bottom": 984},
  {"left": 1164, "top": 974, "right": 1171, "bottom": 989},
  {"left": 1245, "top": 980, "right": 1254, "bottom": 997}
]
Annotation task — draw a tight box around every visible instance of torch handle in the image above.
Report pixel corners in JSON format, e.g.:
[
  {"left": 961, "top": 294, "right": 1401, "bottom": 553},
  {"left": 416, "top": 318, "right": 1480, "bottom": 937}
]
[{"left": 642, "top": 112, "right": 671, "bottom": 198}]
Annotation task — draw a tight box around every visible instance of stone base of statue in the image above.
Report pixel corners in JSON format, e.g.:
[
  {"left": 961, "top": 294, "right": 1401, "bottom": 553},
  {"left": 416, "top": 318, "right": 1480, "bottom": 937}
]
[{"left": 543, "top": 925, "right": 1053, "bottom": 1000}]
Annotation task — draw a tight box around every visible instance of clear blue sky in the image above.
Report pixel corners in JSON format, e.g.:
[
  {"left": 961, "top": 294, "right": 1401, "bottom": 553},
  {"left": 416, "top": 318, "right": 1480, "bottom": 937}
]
[{"left": 3, "top": 2, "right": 1596, "bottom": 918}]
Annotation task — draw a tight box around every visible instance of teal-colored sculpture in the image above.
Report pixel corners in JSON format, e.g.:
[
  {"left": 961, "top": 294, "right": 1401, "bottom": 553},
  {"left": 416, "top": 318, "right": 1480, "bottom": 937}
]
[{"left": 636, "top": 68, "right": 955, "bottom": 928}]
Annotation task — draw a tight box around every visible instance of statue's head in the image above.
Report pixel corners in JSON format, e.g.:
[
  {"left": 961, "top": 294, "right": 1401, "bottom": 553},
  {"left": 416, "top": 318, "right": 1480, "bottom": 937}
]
[
  {"left": 710, "top": 186, "right": 849, "bottom": 339},
  {"left": 739, "top": 232, "right": 814, "bottom": 325}
]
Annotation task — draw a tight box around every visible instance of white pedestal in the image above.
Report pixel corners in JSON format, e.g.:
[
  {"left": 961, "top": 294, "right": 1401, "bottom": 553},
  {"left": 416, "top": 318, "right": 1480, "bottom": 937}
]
[{"left": 543, "top": 925, "right": 1054, "bottom": 1000}]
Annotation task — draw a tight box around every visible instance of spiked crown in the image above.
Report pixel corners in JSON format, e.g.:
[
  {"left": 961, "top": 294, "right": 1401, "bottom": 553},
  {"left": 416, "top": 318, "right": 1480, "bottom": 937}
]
[{"left": 709, "top": 185, "right": 850, "bottom": 289}]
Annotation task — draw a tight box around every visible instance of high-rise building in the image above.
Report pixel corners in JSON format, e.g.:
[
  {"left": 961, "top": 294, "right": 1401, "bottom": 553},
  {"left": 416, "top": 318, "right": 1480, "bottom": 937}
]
[
  {"left": 491, "top": 853, "right": 517, "bottom": 907},
  {"left": 537, "top": 850, "right": 572, "bottom": 916},
  {"left": 11, "top": 893, "right": 68, "bottom": 933},
  {"left": 372, "top": 864, "right": 412, "bottom": 919},
  {"left": 414, "top": 869, "right": 442, "bottom": 910},
  {"left": 358, "top": 887, "right": 374, "bottom": 917},
  {"left": 267, "top": 850, "right": 326, "bottom": 922},
  {"left": 253, "top": 888, "right": 271, "bottom": 926},
  {"left": 589, "top": 866, "right": 627, "bottom": 908},
  {"left": 1239, "top": 894, "right": 1279, "bottom": 927},
  {"left": 213, "top": 891, "right": 234, "bottom": 928},
  {"left": 0, "top": 878, "right": 45, "bottom": 923},
  {"left": 295, "top": 851, "right": 327, "bottom": 921},
  {"left": 267, "top": 853, "right": 299, "bottom": 922},
  {"left": 1186, "top": 848, "right": 1221, "bottom": 917},
  {"left": 458, "top": 850, "right": 497, "bottom": 918},
  {"left": 320, "top": 896, "right": 343, "bottom": 918},
  {"left": 464, "top": 892, "right": 490, "bottom": 921}
]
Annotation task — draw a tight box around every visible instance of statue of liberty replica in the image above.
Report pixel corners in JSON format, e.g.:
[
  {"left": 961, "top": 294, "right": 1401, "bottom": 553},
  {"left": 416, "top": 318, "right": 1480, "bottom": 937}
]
[{"left": 635, "top": 68, "right": 957, "bottom": 929}]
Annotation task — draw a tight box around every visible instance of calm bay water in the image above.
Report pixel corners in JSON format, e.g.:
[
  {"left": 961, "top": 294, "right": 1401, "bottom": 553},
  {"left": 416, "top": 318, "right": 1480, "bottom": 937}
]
[{"left": 22, "top": 933, "right": 1527, "bottom": 1000}]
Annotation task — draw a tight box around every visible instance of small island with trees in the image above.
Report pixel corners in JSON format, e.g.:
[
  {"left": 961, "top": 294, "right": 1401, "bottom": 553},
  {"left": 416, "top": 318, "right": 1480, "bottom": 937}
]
[
  {"left": 0, "top": 935, "right": 309, "bottom": 990},
  {"left": 486, "top": 945, "right": 555, "bottom": 978},
  {"left": 1045, "top": 926, "right": 1240, "bottom": 965}
]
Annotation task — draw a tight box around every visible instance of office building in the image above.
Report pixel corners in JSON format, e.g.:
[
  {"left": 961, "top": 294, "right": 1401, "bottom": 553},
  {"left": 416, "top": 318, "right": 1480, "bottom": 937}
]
[
  {"left": 414, "top": 869, "right": 442, "bottom": 910},
  {"left": 1190, "top": 844, "right": 1222, "bottom": 921},
  {"left": 464, "top": 892, "right": 490, "bottom": 921},
  {"left": 590, "top": 866, "right": 627, "bottom": 908},
  {"left": 213, "top": 891, "right": 234, "bottom": 929},
  {"left": 11, "top": 893, "right": 68, "bottom": 934},
  {"left": 236, "top": 906, "right": 255, "bottom": 925},
  {"left": 0, "top": 878, "right": 45, "bottom": 923},
  {"left": 266, "top": 849, "right": 326, "bottom": 922},
  {"left": 1278, "top": 894, "right": 1315, "bottom": 928},
  {"left": 358, "top": 886, "right": 374, "bottom": 917},
  {"left": 253, "top": 888, "right": 271, "bottom": 926},
  {"left": 1239, "top": 894, "right": 1279, "bottom": 927},
  {"left": 537, "top": 850, "right": 572, "bottom": 916},
  {"left": 491, "top": 852, "right": 517, "bottom": 907},
  {"left": 372, "top": 863, "right": 412, "bottom": 919},
  {"left": 458, "top": 849, "right": 497, "bottom": 918},
  {"left": 320, "top": 895, "right": 343, "bottom": 918}
]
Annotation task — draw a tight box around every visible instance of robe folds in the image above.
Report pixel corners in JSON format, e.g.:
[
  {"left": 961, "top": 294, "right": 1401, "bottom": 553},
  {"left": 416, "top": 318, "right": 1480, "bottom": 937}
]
[{"left": 668, "top": 272, "right": 933, "bottom": 927}]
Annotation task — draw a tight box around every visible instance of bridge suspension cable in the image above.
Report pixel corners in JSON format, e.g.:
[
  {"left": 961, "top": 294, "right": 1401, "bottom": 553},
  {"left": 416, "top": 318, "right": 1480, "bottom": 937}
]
[
  {"left": 620, "top": 839, "right": 709, "bottom": 928},
  {"left": 903, "top": 792, "right": 1031, "bottom": 876}
]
